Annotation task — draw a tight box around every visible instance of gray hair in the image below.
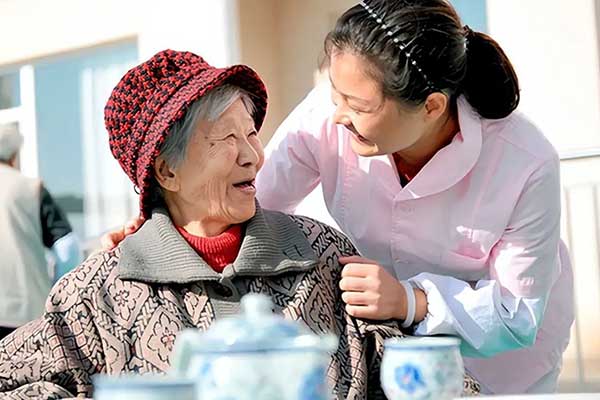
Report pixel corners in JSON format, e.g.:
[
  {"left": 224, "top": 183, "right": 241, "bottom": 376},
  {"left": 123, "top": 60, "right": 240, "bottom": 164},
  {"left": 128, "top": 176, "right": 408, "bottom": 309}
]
[
  {"left": 158, "top": 84, "right": 256, "bottom": 170},
  {"left": 149, "top": 84, "right": 257, "bottom": 207},
  {"left": 0, "top": 124, "right": 23, "bottom": 162}
]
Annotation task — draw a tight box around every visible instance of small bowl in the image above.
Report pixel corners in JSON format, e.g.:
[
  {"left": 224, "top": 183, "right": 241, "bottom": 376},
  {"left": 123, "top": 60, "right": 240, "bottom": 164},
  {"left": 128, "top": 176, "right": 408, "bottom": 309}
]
[{"left": 380, "top": 337, "right": 463, "bottom": 400}]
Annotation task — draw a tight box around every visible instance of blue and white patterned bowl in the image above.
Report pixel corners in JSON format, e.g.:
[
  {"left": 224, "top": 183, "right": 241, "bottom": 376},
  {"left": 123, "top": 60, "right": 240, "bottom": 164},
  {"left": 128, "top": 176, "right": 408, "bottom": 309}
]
[{"left": 380, "top": 337, "right": 463, "bottom": 400}]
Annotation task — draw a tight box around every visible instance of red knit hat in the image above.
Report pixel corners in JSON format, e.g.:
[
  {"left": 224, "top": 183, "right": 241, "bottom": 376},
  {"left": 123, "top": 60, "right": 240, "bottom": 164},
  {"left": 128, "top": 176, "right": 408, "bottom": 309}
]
[{"left": 104, "top": 49, "right": 268, "bottom": 218}]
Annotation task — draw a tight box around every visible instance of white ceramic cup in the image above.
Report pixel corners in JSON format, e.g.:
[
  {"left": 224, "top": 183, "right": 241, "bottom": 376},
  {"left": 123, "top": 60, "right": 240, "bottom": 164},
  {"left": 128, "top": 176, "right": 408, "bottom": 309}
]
[
  {"left": 380, "top": 336, "right": 463, "bottom": 400},
  {"left": 93, "top": 374, "right": 196, "bottom": 400}
]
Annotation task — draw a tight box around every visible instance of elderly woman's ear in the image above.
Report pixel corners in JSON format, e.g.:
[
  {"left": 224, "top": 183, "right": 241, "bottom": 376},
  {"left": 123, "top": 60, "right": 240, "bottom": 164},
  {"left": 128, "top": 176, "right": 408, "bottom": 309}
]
[{"left": 154, "top": 156, "right": 180, "bottom": 192}]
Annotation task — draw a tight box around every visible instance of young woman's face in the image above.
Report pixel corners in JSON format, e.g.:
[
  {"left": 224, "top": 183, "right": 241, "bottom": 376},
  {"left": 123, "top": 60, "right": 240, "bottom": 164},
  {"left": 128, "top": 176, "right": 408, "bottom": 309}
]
[{"left": 329, "top": 51, "right": 428, "bottom": 157}]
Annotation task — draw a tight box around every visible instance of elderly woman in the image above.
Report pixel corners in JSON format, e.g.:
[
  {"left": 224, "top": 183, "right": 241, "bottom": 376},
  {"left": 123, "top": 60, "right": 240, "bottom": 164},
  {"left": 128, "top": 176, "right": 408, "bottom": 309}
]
[{"left": 0, "top": 50, "right": 479, "bottom": 399}]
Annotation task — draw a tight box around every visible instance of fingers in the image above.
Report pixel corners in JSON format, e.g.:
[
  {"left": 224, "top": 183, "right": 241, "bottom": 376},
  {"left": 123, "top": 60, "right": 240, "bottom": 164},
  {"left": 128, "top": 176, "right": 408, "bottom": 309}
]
[
  {"left": 339, "top": 276, "right": 369, "bottom": 291},
  {"left": 124, "top": 224, "right": 137, "bottom": 235},
  {"left": 124, "top": 217, "right": 144, "bottom": 234},
  {"left": 101, "top": 217, "right": 144, "bottom": 250},
  {"left": 100, "top": 235, "right": 114, "bottom": 250},
  {"left": 338, "top": 255, "right": 378, "bottom": 265},
  {"left": 339, "top": 256, "right": 381, "bottom": 280},
  {"left": 345, "top": 304, "right": 378, "bottom": 319},
  {"left": 339, "top": 259, "right": 404, "bottom": 320},
  {"left": 100, "top": 231, "right": 124, "bottom": 250},
  {"left": 341, "top": 262, "right": 380, "bottom": 278},
  {"left": 341, "top": 290, "right": 376, "bottom": 306}
]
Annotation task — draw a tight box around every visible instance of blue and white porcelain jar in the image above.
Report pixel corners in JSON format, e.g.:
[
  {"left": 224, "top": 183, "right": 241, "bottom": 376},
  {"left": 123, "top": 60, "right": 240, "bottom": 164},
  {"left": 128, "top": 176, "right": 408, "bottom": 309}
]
[
  {"left": 380, "top": 337, "right": 463, "bottom": 400},
  {"left": 170, "top": 293, "right": 338, "bottom": 400}
]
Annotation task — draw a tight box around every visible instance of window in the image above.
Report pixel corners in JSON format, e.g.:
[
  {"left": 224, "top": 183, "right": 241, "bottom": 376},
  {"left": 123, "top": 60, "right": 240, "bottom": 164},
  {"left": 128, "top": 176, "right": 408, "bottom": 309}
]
[{"left": 32, "top": 42, "right": 139, "bottom": 238}]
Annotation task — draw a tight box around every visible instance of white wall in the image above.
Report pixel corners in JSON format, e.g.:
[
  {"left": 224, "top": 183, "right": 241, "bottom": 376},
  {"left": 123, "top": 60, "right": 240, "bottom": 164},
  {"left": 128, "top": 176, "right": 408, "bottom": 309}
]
[
  {"left": 276, "top": 0, "right": 355, "bottom": 128},
  {"left": 486, "top": 0, "right": 600, "bottom": 152},
  {"left": 237, "top": 0, "right": 282, "bottom": 142},
  {"left": 237, "top": 0, "right": 356, "bottom": 142},
  {"left": 0, "top": 0, "right": 140, "bottom": 66},
  {"left": 255, "top": 0, "right": 355, "bottom": 226},
  {"left": 138, "top": 0, "right": 240, "bottom": 66},
  {"left": 0, "top": 0, "right": 240, "bottom": 69}
]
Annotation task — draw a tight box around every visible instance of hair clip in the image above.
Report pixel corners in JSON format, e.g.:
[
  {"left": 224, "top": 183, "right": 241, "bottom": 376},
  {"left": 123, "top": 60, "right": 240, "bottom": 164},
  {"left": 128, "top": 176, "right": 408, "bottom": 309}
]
[{"left": 359, "top": 1, "right": 435, "bottom": 91}]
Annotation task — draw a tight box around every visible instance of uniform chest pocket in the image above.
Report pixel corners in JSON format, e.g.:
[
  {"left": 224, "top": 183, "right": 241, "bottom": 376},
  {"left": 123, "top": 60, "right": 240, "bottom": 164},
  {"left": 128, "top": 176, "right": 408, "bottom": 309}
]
[{"left": 440, "top": 226, "right": 496, "bottom": 279}]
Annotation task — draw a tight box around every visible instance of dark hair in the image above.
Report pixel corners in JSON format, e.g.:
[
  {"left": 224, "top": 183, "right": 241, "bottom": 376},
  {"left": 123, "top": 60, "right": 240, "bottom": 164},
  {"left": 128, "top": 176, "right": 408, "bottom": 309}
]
[{"left": 324, "top": 0, "right": 519, "bottom": 119}]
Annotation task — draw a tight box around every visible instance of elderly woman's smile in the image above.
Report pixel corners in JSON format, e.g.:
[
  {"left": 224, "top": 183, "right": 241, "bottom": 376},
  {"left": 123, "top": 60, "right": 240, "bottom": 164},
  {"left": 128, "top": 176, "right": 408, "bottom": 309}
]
[
  {"left": 154, "top": 96, "right": 264, "bottom": 237},
  {"left": 232, "top": 179, "right": 257, "bottom": 193}
]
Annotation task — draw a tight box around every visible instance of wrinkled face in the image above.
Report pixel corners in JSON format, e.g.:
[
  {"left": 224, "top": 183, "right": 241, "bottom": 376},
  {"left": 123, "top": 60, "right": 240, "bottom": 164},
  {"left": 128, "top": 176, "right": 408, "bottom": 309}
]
[
  {"left": 329, "top": 50, "right": 428, "bottom": 157},
  {"left": 167, "top": 99, "right": 264, "bottom": 227}
]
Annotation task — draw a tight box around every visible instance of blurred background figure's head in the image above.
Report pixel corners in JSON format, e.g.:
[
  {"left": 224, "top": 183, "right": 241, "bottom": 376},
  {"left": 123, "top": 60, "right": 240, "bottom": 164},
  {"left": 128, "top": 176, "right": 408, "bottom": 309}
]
[{"left": 0, "top": 124, "right": 23, "bottom": 168}]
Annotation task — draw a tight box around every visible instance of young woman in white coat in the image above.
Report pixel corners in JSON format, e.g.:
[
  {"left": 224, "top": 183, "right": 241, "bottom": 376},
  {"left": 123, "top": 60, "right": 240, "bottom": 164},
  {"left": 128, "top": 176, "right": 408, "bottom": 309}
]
[
  {"left": 255, "top": 0, "right": 573, "bottom": 394},
  {"left": 103, "top": 0, "right": 574, "bottom": 394}
]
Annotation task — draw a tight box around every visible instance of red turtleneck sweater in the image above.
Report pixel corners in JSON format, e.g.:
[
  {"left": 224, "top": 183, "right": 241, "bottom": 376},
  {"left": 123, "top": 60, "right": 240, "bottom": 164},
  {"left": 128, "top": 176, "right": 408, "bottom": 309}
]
[{"left": 176, "top": 224, "right": 243, "bottom": 273}]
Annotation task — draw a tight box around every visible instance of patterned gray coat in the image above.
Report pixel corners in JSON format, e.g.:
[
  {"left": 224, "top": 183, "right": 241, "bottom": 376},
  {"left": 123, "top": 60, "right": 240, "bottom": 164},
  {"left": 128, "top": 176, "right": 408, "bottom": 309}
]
[{"left": 0, "top": 206, "right": 479, "bottom": 399}]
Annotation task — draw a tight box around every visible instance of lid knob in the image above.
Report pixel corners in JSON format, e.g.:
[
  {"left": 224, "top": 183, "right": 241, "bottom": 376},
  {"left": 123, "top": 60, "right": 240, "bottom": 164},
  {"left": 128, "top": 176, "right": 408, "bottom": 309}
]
[{"left": 241, "top": 293, "right": 273, "bottom": 319}]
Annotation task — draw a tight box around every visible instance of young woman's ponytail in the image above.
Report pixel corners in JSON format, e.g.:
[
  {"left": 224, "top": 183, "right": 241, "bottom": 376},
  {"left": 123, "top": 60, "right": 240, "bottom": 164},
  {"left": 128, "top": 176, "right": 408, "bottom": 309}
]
[{"left": 462, "top": 27, "right": 520, "bottom": 119}]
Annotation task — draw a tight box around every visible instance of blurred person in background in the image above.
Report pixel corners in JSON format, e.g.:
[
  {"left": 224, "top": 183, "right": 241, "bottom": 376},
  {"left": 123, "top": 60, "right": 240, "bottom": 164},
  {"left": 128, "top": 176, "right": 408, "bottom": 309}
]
[{"left": 0, "top": 124, "right": 81, "bottom": 340}]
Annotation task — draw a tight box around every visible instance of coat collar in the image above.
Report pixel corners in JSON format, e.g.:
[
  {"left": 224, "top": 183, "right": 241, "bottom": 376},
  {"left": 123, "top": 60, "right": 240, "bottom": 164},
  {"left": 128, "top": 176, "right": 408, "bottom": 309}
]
[
  {"left": 393, "top": 96, "right": 483, "bottom": 200},
  {"left": 117, "top": 204, "right": 320, "bottom": 284}
]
